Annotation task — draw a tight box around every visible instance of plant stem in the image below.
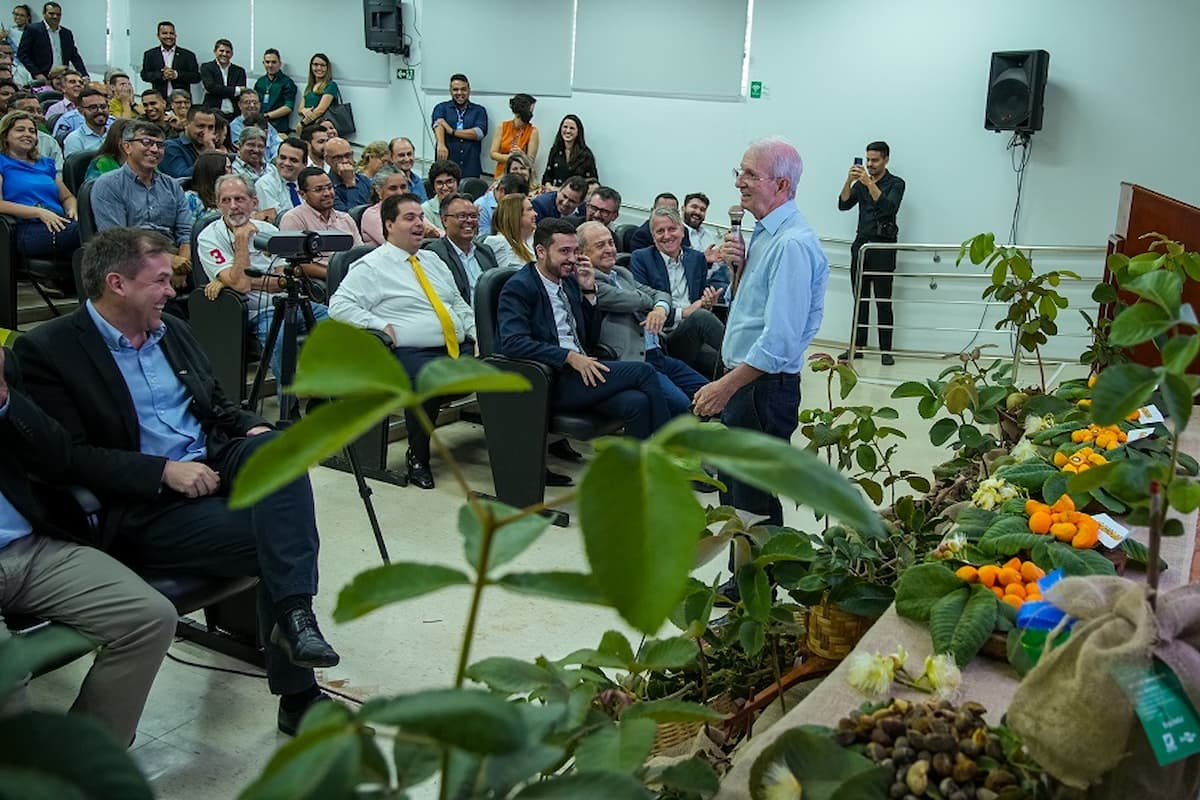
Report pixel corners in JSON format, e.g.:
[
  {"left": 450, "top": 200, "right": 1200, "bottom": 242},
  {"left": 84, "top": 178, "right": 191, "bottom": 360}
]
[
  {"left": 415, "top": 405, "right": 486, "bottom": 520},
  {"left": 493, "top": 489, "right": 580, "bottom": 527},
  {"left": 769, "top": 634, "right": 787, "bottom": 715}
]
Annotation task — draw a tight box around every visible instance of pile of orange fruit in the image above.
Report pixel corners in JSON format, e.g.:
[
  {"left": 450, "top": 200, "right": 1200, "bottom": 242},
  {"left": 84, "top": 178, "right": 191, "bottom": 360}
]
[
  {"left": 1070, "top": 423, "right": 1127, "bottom": 450},
  {"left": 1025, "top": 495, "right": 1099, "bottom": 549},
  {"left": 955, "top": 557, "right": 1046, "bottom": 609},
  {"left": 1053, "top": 447, "right": 1108, "bottom": 474}
]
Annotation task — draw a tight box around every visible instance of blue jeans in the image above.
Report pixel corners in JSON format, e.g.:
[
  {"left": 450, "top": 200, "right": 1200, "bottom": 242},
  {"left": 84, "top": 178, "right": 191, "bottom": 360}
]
[
  {"left": 718, "top": 373, "right": 801, "bottom": 525},
  {"left": 253, "top": 302, "right": 331, "bottom": 388},
  {"left": 17, "top": 218, "right": 80, "bottom": 273},
  {"left": 553, "top": 359, "right": 669, "bottom": 439}
]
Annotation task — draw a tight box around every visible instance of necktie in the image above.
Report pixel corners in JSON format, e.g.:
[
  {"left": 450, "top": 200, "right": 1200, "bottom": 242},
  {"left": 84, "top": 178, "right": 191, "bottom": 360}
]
[
  {"left": 287, "top": 181, "right": 300, "bottom": 207},
  {"left": 408, "top": 255, "right": 459, "bottom": 358},
  {"left": 557, "top": 284, "right": 583, "bottom": 351}
]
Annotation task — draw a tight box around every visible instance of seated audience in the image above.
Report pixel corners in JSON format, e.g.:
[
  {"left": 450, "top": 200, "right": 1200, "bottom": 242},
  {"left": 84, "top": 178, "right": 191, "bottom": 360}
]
[
  {"left": 83, "top": 118, "right": 128, "bottom": 181},
  {"left": 388, "top": 136, "right": 425, "bottom": 201},
  {"left": 255, "top": 48, "right": 296, "bottom": 134},
  {"left": 317, "top": 118, "right": 337, "bottom": 139},
  {"left": 106, "top": 70, "right": 140, "bottom": 118},
  {"left": 44, "top": 68, "right": 82, "bottom": 118},
  {"left": 299, "top": 122, "right": 328, "bottom": 172},
  {"left": 503, "top": 151, "right": 540, "bottom": 195},
  {"left": 0, "top": 39, "right": 31, "bottom": 86},
  {"left": 0, "top": 345, "right": 176, "bottom": 748},
  {"left": 183, "top": 151, "right": 231, "bottom": 222},
  {"left": 231, "top": 125, "right": 271, "bottom": 180},
  {"left": 252, "top": 135, "right": 306, "bottom": 223},
  {"left": 578, "top": 220, "right": 706, "bottom": 417},
  {"left": 541, "top": 114, "right": 597, "bottom": 191},
  {"left": 477, "top": 172, "right": 528, "bottom": 238},
  {"left": 61, "top": 87, "right": 112, "bottom": 156},
  {"left": 628, "top": 192, "right": 692, "bottom": 252},
  {"left": 630, "top": 207, "right": 727, "bottom": 377},
  {"left": 484, "top": 193, "right": 536, "bottom": 269},
  {"left": 330, "top": 193, "right": 475, "bottom": 489},
  {"left": 50, "top": 83, "right": 107, "bottom": 142},
  {"left": 228, "top": 89, "right": 280, "bottom": 162},
  {"left": 9, "top": 92, "right": 62, "bottom": 173},
  {"left": 212, "top": 113, "right": 230, "bottom": 152},
  {"left": 0, "top": 109, "right": 79, "bottom": 266},
  {"left": 91, "top": 120, "right": 193, "bottom": 288},
  {"left": 160, "top": 105, "right": 217, "bottom": 178},
  {"left": 488, "top": 93, "right": 538, "bottom": 176},
  {"left": 137, "top": 88, "right": 168, "bottom": 128},
  {"left": 165, "top": 89, "right": 191, "bottom": 138},
  {"left": 0, "top": 80, "right": 15, "bottom": 111},
  {"left": 14, "top": 227, "right": 340, "bottom": 736},
  {"left": 278, "top": 166, "right": 362, "bottom": 280},
  {"left": 295, "top": 52, "right": 337, "bottom": 130},
  {"left": 324, "top": 136, "right": 370, "bottom": 212},
  {"left": 356, "top": 140, "right": 389, "bottom": 179},
  {"left": 497, "top": 217, "right": 669, "bottom": 439},
  {"left": 531, "top": 175, "right": 587, "bottom": 222},
  {"left": 422, "top": 158, "right": 460, "bottom": 228},
  {"left": 360, "top": 169, "right": 443, "bottom": 246},
  {"left": 425, "top": 192, "right": 499, "bottom": 302},
  {"left": 566, "top": 185, "right": 621, "bottom": 229}
]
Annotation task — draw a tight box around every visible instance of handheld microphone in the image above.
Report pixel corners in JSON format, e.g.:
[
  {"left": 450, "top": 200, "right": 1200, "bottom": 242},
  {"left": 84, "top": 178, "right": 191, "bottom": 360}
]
[
  {"left": 728, "top": 205, "right": 744, "bottom": 239},
  {"left": 728, "top": 205, "right": 745, "bottom": 296}
]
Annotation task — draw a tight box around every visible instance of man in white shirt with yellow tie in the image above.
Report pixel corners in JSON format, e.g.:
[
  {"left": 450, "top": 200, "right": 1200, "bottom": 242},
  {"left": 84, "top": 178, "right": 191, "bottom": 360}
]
[{"left": 328, "top": 192, "right": 474, "bottom": 490}]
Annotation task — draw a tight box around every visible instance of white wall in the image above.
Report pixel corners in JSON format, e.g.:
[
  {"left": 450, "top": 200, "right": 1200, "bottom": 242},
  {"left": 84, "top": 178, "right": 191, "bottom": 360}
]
[{"left": 108, "top": 0, "right": 1200, "bottom": 356}]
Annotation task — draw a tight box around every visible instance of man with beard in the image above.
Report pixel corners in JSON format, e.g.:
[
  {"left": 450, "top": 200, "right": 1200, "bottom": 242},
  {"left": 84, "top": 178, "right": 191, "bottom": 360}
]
[{"left": 62, "top": 87, "right": 112, "bottom": 156}]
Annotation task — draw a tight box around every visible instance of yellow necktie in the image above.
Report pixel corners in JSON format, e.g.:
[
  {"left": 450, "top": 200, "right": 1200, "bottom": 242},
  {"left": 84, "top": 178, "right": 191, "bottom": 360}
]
[{"left": 408, "top": 254, "right": 459, "bottom": 358}]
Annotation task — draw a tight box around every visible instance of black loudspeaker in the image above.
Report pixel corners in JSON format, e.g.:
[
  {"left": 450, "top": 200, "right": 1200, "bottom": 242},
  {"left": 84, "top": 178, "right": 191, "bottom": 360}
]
[
  {"left": 984, "top": 50, "right": 1050, "bottom": 133},
  {"left": 364, "top": 0, "right": 408, "bottom": 56}
]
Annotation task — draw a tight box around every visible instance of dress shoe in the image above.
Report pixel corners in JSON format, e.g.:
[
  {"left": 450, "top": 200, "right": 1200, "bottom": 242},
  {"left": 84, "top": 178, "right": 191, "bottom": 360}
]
[
  {"left": 548, "top": 438, "right": 583, "bottom": 461},
  {"left": 270, "top": 607, "right": 340, "bottom": 669},
  {"left": 837, "top": 350, "right": 865, "bottom": 361},
  {"left": 545, "top": 469, "right": 574, "bottom": 487},
  {"left": 277, "top": 692, "right": 332, "bottom": 736},
  {"left": 406, "top": 448, "right": 435, "bottom": 490},
  {"left": 713, "top": 577, "right": 741, "bottom": 608},
  {"left": 881, "top": 353, "right": 895, "bottom": 366}
]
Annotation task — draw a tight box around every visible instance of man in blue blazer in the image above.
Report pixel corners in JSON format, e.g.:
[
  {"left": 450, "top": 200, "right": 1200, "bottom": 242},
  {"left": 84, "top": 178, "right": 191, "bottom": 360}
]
[
  {"left": 498, "top": 218, "right": 670, "bottom": 439},
  {"left": 629, "top": 207, "right": 729, "bottom": 378},
  {"left": 16, "top": 2, "right": 87, "bottom": 80},
  {"left": 531, "top": 176, "right": 587, "bottom": 223}
]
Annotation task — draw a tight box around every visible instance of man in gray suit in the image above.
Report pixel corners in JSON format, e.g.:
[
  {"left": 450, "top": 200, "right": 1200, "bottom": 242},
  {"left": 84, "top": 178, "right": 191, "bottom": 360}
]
[
  {"left": 578, "top": 220, "right": 707, "bottom": 417},
  {"left": 424, "top": 192, "right": 499, "bottom": 304}
]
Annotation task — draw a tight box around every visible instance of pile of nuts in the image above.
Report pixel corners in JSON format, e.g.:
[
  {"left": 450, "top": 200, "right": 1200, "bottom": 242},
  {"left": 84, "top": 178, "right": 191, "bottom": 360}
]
[{"left": 834, "top": 698, "right": 1039, "bottom": 799}]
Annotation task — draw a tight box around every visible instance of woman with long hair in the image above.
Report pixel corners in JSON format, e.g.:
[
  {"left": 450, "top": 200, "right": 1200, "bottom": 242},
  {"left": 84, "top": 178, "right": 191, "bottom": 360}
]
[
  {"left": 83, "top": 118, "right": 129, "bottom": 181},
  {"left": 488, "top": 93, "right": 538, "bottom": 176},
  {"left": 356, "top": 140, "right": 390, "bottom": 178},
  {"left": 501, "top": 151, "right": 540, "bottom": 195},
  {"left": 484, "top": 193, "right": 536, "bottom": 268},
  {"left": 0, "top": 109, "right": 79, "bottom": 270},
  {"left": 541, "top": 114, "right": 597, "bottom": 190},
  {"left": 183, "top": 151, "right": 232, "bottom": 222},
  {"left": 296, "top": 53, "right": 338, "bottom": 129}
]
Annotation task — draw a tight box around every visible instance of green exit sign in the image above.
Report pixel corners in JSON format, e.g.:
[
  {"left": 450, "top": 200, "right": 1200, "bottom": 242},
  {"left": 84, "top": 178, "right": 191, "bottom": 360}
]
[{"left": 749, "top": 81, "right": 762, "bottom": 99}]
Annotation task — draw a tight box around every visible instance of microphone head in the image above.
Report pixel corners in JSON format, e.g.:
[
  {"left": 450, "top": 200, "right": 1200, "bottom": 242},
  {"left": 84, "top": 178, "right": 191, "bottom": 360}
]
[{"left": 728, "top": 205, "right": 745, "bottom": 225}]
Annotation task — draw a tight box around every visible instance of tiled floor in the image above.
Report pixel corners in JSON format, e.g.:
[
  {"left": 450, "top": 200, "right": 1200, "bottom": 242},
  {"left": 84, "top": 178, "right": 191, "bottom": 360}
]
[{"left": 22, "top": 330, "right": 1087, "bottom": 798}]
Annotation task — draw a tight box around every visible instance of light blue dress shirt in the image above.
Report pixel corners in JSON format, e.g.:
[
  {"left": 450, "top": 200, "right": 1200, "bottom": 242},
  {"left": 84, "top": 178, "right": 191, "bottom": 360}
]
[
  {"left": 475, "top": 190, "right": 498, "bottom": 235},
  {"left": 229, "top": 116, "right": 281, "bottom": 162},
  {"left": 85, "top": 301, "right": 208, "bottom": 462},
  {"left": 450, "top": 239, "right": 483, "bottom": 294},
  {"left": 0, "top": 398, "right": 34, "bottom": 551},
  {"left": 721, "top": 202, "right": 828, "bottom": 373}
]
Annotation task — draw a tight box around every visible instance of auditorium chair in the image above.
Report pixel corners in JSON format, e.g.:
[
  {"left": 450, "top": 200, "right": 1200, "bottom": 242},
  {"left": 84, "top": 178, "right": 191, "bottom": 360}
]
[
  {"left": 473, "top": 267, "right": 622, "bottom": 525},
  {"left": 0, "top": 213, "right": 76, "bottom": 330},
  {"left": 459, "top": 177, "right": 489, "bottom": 201},
  {"left": 187, "top": 213, "right": 253, "bottom": 403},
  {"left": 613, "top": 223, "right": 638, "bottom": 254},
  {"left": 61, "top": 149, "right": 96, "bottom": 195},
  {"left": 348, "top": 203, "right": 369, "bottom": 234},
  {"left": 37, "top": 92, "right": 62, "bottom": 113},
  {"left": 616, "top": 253, "right": 631, "bottom": 268}
]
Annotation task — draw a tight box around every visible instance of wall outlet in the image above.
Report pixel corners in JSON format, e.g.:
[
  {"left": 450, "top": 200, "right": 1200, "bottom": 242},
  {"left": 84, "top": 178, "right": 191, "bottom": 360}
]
[{"left": 396, "top": 68, "right": 415, "bottom": 80}]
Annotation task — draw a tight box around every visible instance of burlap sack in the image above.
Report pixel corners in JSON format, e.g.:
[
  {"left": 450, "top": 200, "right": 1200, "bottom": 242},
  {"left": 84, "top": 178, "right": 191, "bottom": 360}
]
[{"left": 1007, "top": 576, "right": 1200, "bottom": 796}]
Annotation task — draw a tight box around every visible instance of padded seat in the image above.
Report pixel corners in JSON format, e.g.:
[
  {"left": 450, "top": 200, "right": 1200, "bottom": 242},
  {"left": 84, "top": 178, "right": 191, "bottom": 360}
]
[{"left": 613, "top": 223, "right": 638, "bottom": 253}]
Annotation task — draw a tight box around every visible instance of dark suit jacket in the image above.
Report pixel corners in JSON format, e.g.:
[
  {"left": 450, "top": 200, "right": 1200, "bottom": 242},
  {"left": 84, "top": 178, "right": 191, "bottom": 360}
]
[
  {"left": 422, "top": 238, "right": 499, "bottom": 304},
  {"left": 627, "top": 221, "right": 690, "bottom": 254},
  {"left": 531, "top": 191, "right": 560, "bottom": 222},
  {"left": 14, "top": 308, "right": 268, "bottom": 549},
  {"left": 629, "top": 246, "right": 724, "bottom": 309},
  {"left": 140, "top": 46, "right": 202, "bottom": 99},
  {"left": 497, "top": 263, "right": 599, "bottom": 369},
  {"left": 200, "top": 60, "right": 248, "bottom": 110},
  {"left": 17, "top": 21, "right": 87, "bottom": 78}
]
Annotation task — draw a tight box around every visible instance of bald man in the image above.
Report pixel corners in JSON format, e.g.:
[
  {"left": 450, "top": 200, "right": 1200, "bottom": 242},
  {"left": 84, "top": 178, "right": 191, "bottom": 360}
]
[{"left": 324, "top": 136, "right": 371, "bottom": 211}]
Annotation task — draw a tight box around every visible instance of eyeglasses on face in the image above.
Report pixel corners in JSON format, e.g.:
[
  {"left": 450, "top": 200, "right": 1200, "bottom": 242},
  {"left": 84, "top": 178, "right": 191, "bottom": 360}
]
[
  {"left": 444, "top": 212, "right": 479, "bottom": 221},
  {"left": 732, "top": 167, "right": 778, "bottom": 183},
  {"left": 587, "top": 204, "right": 616, "bottom": 217},
  {"left": 130, "top": 137, "right": 165, "bottom": 150}
]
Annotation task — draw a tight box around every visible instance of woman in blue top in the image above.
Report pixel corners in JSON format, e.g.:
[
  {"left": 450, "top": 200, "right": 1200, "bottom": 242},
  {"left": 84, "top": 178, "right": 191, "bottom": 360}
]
[
  {"left": 0, "top": 109, "right": 79, "bottom": 263},
  {"left": 296, "top": 53, "right": 338, "bottom": 130}
]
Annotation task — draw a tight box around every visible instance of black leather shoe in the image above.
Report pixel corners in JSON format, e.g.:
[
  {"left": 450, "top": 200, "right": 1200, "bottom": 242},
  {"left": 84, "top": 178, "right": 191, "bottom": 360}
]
[
  {"left": 270, "top": 607, "right": 340, "bottom": 669},
  {"left": 548, "top": 438, "right": 583, "bottom": 461},
  {"left": 881, "top": 353, "right": 895, "bottom": 366},
  {"left": 277, "top": 692, "right": 331, "bottom": 736},
  {"left": 545, "top": 469, "right": 574, "bottom": 487},
  {"left": 837, "top": 350, "right": 865, "bottom": 361},
  {"left": 406, "top": 448, "right": 435, "bottom": 490},
  {"left": 713, "top": 577, "right": 741, "bottom": 608}
]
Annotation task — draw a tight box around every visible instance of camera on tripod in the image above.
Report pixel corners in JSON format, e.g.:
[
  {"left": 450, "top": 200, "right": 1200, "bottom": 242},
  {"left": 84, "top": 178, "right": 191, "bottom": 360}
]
[{"left": 252, "top": 230, "right": 355, "bottom": 260}]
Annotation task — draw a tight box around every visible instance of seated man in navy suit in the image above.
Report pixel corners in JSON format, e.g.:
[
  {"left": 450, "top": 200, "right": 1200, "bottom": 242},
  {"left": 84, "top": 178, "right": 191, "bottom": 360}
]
[
  {"left": 498, "top": 217, "right": 670, "bottom": 440},
  {"left": 629, "top": 207, "right": 728, "bottom": 378},
  {"left": 531, "top": 175, "right": 586, "bottom": 223}
]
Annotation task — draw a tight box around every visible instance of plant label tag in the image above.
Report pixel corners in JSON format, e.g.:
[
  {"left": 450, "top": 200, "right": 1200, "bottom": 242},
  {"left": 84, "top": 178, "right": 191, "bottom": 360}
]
[
  {"left": 1126, "top": 428, "right": 1155, "bottom": 442},
  {"left": 1112, "top": 659, "right": 1200, "bottom": 766},
  {"left": 1180, "top": 303, "right": 1198, "bottom": 326},
  {"left": 1136, "top": 405, "right": 1166, "bottom": 424},
  {"left": 1090, "top": 512, "right": 1130, "bottom": 548}
]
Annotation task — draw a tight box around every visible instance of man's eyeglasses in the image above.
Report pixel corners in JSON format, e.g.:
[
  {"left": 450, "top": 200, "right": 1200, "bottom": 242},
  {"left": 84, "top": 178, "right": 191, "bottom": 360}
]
[
  {"left": 308, "top": 184, "right": 335, "bottom": 193},
  {"left": 444, "top": 212, "right": 479, "bottom": 221},
  {"left": 81, "top": 104, "right": 108, "bottom": 113},
  {"left": 130, "top": 137, "right": 165, "bottom": 150},
  {"left": 587, "top": 204, "right": 616, "bottom": 218},
  {"left": 732, "top": 167, "right": 777, "bottom": 183}
]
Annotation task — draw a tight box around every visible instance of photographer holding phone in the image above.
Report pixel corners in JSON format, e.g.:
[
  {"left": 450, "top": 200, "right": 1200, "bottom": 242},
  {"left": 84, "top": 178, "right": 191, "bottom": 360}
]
[{"left": 838, "top": 140, "right": 905, "bottom": 364}]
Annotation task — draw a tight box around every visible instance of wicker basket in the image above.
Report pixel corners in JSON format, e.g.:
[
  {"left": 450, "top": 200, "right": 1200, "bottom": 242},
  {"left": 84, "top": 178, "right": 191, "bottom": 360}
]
[
  {"left": 650, "top": 693, "right": 736, "bottom": 756},
  {"left": 805, "top": 594, "right": 876, "bottom": 660}
]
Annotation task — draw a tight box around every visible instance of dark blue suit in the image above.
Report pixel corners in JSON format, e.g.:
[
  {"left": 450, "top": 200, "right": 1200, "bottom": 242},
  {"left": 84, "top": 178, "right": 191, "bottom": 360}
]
[
  {"left": 497, "top": 263, "right": 669, "bottom": 439},
  {"left": 17, "top": 21, "right": 87, "bottom": 78},
  {"left": 628, "top": 246, "right": 728, "bottom": 377},
  {"left": 531, "top": 191, "right": 560, "bottom": 222},
  {"left": 629, "top": 245, "right": 729, "bottom": 307}
]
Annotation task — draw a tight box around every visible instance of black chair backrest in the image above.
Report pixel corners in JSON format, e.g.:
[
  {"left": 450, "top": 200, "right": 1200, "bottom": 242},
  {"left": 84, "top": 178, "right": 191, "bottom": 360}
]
[
  {"left": 45, "top": 112, "right": 63, "bottom": 135},
  {"left": 62, "top": 149, "right": 97, "bottom": 195},
  {"left": 326, "top": 244, "right": 377, "bottom": 298},
  {"left": 348, "top": 204, "right": 369, "bottom": 232},
  {"left": 76, "top": 180, "right": 98, "bottom": 242},
  {"left": 460, "top": 177, "right": 489, "bottom": 201},
  {"left": 190, "top": 212, "right": 222, "bottom": 277},
  {"left": 177, "top": 176, "right": 193, "bottom": 193},
  {"left": 423, "top": 178, "right": 433, "bottom": 198},
  {"left": 38, "top": 92, "right": 63, "bottom": 112},
  {"left": 615, "top": 252, "right": 631, "bottom": 268},
  {"left": 472, "top": 266, "right": 518, "bottom": 358},
  {"left": 613, "top": 223, "right": 638, "bottom": 253}
]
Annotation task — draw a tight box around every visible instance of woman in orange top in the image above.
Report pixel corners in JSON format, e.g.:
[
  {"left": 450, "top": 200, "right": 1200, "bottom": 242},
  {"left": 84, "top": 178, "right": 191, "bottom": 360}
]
[{"left": 489, "top": 93, "right": 538, "bottom": 176}]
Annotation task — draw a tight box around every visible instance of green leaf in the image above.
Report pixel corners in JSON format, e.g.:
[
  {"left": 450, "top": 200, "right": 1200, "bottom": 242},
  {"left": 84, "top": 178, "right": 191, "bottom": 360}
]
[
  {"left": 1040, "top": 542, "right": 1117, "bottom": 576},
  {"left": 415, "top": 356, "right": 531, "bottom": 400},
  {"left": 928, "top": 417, "right": 958, "bottom": 446},
  {"left": 895, "top": 564, "right": 966, "bottom": 622},
  {"left": 653, "top": 758, "right": 721, "bottom": 796},
  {"left": 995, "top": 461, "right": 1059, "bottom": 491},
  {"left": 829, "top": 581, "right": 893, "bottom": 619},
  {"left": 579, "top": 441, "right": 705, "bottom": 634},
  {"left": 241, "top": 718, "right": 360, "bottom": 800},
  {"left": 574, "top": 718, "right": 656, "bottom": 775},
  {"left": 891, "top": 380, "right": 933, "bottom": 399},
  {"left": 1163, "top": 335, "right": 1200, "bottom": 374},
  {"left": 918, "top": 394, "right": 941, "bottom": 419},
  {"left": 229, "top": 392, "right": 401, "bottom": 509},
  {"left": 333, "top": 562, "right": 470, "bottom": 623},
  {"left": 637, "top": 636, "right": 699, "bottom": 671},
  {"left": 978, "top": 516, "right": 1043, "bottom": 556},
  {"left": 739, "top": 617, "right": 766, "bottom": 656},
  {"left": 493, "top": 571, "right": 607, "bottom": 605},
  {"left": 1065, "top": 461, "right": 1120, "bottom": 494},
  {"left": 287, "top": 319, "right": 411, "bottom": 397},
  {"left": 1123, "top": 269, "right": 1183, "bottom": 314},
  {"left": 756, "top": 531, "right": 816, "bottom": 565},
  {"left": 465, "top": 657, "right": 555, "bottom": 694},
  {"left": 1109, "top": 302, "right": 1175, "bottom": 346},
  {"left": 1161, "top": 372, "right": 1194, "bottom": 434},
  {"left": 359, "top": 689, "right": 525, "bottom": 754},
  {"left": 0, "top": 626, "right": 92, "bottom": 697},
  {"left": 958, "top": 424, "right": 984, "bottom": 448},
  {"left": 1091, "top": 363, "right": 1161, "bottom": 426},
  {"left": 1092, "top": 282, "right": 1119, "bottom": 304},
  {"left": 459, "top": 501, "right": 551, "bottom": 573},
  {"left": 513, "top": 773, "right": 653, "bottom": 799},
  {"left": 854, "top": 444, "right": 877, "bottom": 472},
  {"left": 1119, "top": 538, "right": 1164, "bottom": 570},
  {"left": 625, "top": 699, "right": 725, "bottom": 725},
  {"left": 748, "top": 728, "right": 891, "bottom": 800},
  {"left": 392, "top": 737, "right": 441, "bottom": 789},
  {"left": 931, "top": 585, "right": 998, "bottom": 667},
  {"left": 659, "top": 421, "right": 886, "bottom": 539},
  {"left": 835, "top": 365, "right": 858, "bottom": 399},
  {"left": 1168, "top": 480, "right": 1200, "bottom": 513},
  {"left": 737, "top": 564, "right": 772, "bottom": 623},
  {"left": 1041, "top": 473, "right": 1087, "bottom": 511}
]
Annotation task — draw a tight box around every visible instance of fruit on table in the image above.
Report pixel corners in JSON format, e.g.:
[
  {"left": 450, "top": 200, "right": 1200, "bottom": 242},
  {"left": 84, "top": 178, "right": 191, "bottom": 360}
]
[
  {"left": 1054, "top": 446, "right": 1108, "bottom": 473},
  {"left": 1025, "top": 495, "right": 1100, "bottom": 549},
  {"left": 957, "top": 556, "right": 1044, "bottom": 609},
  {"left": 1070, "top": 423, "right": 1127, "bottom": 450}
]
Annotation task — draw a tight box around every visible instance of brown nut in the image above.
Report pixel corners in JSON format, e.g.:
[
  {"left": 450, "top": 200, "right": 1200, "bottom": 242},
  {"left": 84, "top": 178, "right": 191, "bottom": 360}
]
[
  {"left": 905, "top": 760, "right": 930, "bottom": 796},
  {"left": 983, "top": 769, "right": 1016, "bottom": 792},
  {"left": 952, "top": 752, "right": 977, "bottom": 783}
]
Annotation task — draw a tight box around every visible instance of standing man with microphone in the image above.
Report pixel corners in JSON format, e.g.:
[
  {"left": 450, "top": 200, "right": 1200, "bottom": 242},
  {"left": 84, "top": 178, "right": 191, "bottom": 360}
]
[
  {"left": 693, "top": 137, "right": 829, "bottom": 527},
  {"left": 838, "top": 140, "right": 905, "bottom": 365}
]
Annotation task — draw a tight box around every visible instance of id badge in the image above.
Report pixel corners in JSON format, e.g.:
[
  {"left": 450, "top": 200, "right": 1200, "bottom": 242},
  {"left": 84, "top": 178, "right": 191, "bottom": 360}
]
[{"left": 455, "top": 119, "right": 464, "bottom": 131}]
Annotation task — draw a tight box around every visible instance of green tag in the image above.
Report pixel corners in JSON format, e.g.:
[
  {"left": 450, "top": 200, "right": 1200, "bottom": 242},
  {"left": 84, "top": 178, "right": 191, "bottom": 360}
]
[
  {"left": 749, "top": 81, "right": 762, "bottom": 99},
  {"left": 1112, "top": 659, "right": 1200, "bottom": 766}
]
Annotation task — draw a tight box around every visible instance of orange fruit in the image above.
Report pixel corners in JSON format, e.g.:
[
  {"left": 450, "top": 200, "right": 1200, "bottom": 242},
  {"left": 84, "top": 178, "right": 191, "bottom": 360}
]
[
  {"left": 956, "top": 565, "right": 979, "bottom": 583},
  {"left": 1029, "top": 511, "right": 1052, "bottom": 534},
  {"left": 1005, "top": 583, "right": 1026, "bottom": 599},
  {"left": 1002, "top": 595, "right": 1024, "bottom": 609},
  {"left": 1025, "top": 499, "right": 1048, "bottom": 516},
  {"left": 1020, "top": 562, "right": 1045, "bottom": 582},
  {"left": 1051, "top": 522, "right": 1077, "bottom": 542},
  {"left": 978, "top": 565, "right": 1001, "bottom": 588},
  {"left": 991, "top": 586, "right": 1005, "bottom": 599},
  {"left": 999, "top": 567, "right": 1022, "bottom": 587},
  {"left": 1052, "top": 494, "right": 1076, "bottom": 514},
  {"left": 1003, "top": 557, "right": 1022, "bottom": 572},
  {"left": 1072, "top": 529, "right": 1099, "bottom": 549}
]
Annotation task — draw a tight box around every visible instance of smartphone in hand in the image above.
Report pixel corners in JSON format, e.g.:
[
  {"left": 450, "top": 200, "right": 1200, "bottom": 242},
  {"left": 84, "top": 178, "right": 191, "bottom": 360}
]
[{"left": 853, "top": 157, "right": 863, "bottom": 166}]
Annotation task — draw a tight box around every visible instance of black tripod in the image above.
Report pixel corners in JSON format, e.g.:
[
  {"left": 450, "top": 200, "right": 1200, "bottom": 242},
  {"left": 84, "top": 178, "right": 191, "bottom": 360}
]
[{"left": 243, "top": 261, "right": 392, "bottom": 564}]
